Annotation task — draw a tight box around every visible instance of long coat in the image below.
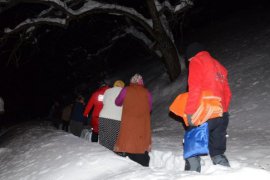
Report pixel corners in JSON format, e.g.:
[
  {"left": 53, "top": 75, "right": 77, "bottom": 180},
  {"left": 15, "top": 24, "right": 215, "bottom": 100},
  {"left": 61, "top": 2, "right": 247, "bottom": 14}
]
[{"left": 114, "top": 84, "right": 152, "bottom": 154}]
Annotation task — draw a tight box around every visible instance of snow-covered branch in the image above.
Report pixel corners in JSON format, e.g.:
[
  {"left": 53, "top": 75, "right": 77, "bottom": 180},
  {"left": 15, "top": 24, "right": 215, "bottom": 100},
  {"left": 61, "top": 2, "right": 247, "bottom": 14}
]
[
  {"left": 124, "top": 26, "right": 153, "bottom": 47},
  {"left": 154, "top": 0, "right": 193, "bottom": 14},
  {"left": 4, "top": 18, "right": 66, "bottom": 33},
  {"left": 1, "top": 0, "right": 194, "bottom": 80},
  {"left": 2, "top": 0, "right": 154, "bottom": 37}
]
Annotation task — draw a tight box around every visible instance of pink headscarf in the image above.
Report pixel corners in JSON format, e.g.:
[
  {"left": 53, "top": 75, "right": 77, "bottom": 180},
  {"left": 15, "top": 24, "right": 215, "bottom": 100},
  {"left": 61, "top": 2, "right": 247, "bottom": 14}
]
[{"left": 130, "top": 73, "right": 144, "bottom": 85}]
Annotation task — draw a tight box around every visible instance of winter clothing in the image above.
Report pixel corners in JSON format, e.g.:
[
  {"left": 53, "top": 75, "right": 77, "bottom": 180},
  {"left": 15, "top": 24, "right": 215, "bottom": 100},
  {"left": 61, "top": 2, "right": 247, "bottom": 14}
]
[
  {"left": 185, "top": 156, "right": 201, "bottom": 172},
  {"left": 61, "top": 104, "right": 73, "bottom": 132},
  {"left": 114, "top": 83, "right": 152, "bottom": 154},
  {"left": 170, "top": 91, "right": 223, "bottom": 126},
  {"left": 83, "top": 85, "right": 109, "bottom": 134},
  {"left": 70, "top": 100, "right": 85, "bottom": 136},
  {"left": 185, "top": 51, "right": 231, "bottom": 115},
  {"left": 99, "top": 84, "right": 124, "bottom": 150},
  {"left": 48, "top": 102, "right": 62, "bottom": 129},
  {"left": 99, "top": 117, "right": 121, "bottom": 151},
  {"left": 62, "top": 104, "right": 73, "bottom": 122},
  {"left": 208, "top": 112, "right": 229, "bottom": 157},
  {"left": 130, "top": 73, "right": 144, "bottom": 85},
  {"left": 183, "top": 43, "right": 232, "bottom": 171},
  {"left": 91, "top": 132, "right": 99, "bottom": 142},
  {"left": 115, "top": 87, "right": 152, "bottom": 111},
  {"left": 99, "top": 87, "right": 123, "bottom": 121},
  {"left": 71, "top": 101, "right": 85, "bottom": 122},
  {"left": 211, "top": 154, "right": 230, "bottom": 167},
  {"left": 126, "top": 151, "right": 150, "bottom": 167},
  {"left": 114, "top": 74, "right": 152, "bottom": 166},
  {"left": 113, "top": 80, "right": 125, "bottom": 88}
]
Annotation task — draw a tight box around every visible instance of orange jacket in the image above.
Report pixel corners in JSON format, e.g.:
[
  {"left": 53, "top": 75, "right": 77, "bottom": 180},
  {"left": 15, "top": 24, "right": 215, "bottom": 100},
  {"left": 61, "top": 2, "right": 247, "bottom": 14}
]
[
  {"left": 170, "top": 91, "right": 223, "bottom": 126},
  {"left": 83, "top": 86, "right": 109, "bottom": 133},
  {"left": 185, "top": 51, "right": 231, "bottom": 115}
]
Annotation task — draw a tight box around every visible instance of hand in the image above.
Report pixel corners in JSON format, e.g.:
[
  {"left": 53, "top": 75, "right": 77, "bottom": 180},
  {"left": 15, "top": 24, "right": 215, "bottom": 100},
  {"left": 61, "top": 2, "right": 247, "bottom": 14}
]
[{"left": 187, "top": 114, "right": 196, "bottom": 127}]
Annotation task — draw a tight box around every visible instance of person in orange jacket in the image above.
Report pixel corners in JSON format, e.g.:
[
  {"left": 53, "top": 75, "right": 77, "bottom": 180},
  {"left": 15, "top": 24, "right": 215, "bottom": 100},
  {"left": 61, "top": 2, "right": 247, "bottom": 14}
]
[
  {"left": 83, "top": 82, "right": 109, "bottom": 142},
  {"left": 184, "top": 42, "right": 232, "bottom": 172}
]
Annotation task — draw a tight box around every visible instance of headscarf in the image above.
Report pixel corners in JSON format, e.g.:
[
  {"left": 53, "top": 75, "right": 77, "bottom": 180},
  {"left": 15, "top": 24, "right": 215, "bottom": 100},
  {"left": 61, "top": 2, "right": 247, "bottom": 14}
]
[
  {"left": 113, "top": 80, "right": 125, "bottom": 88},
  {"left": 130, "top": 73, "right": 144, "bottom": 85}
]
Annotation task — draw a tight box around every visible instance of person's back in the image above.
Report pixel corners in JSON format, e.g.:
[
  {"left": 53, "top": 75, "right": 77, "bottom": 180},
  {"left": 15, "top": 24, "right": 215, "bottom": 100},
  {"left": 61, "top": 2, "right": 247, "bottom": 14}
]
[
  {"left": 185, "top": 51, "right": 231, "bottom": 114},
  {"left": 122, "top": 84, "right": 150, "bottom": 128},
  {"left": 70, "top": 96, "right": 85, "bottom": 136},
  {"left": 99, "top": 80, "right": 125, "bottom": 151},
  {"left": 83, "top": 84, "right": 109, "bottom": 142},
  {"left": 114, "top": 74, "right": 152, "bottom": 167},
  {"left": 99, "top": 86, "right": 123, "bottom": 120},
  {"left": 62, "top": 104, "right": 73, "bottom": 122},
  {"left": 184, "top": 42, "right": 232, "bottom": 172},
  {"left": 71, "top": 101, "right": 85, "bottom": 122},
  {"left": 61, "top": 104, "right": 73, "bottom": 132},
  {"left": 84, "top": 87, "right": 107, "bottom": 118}
]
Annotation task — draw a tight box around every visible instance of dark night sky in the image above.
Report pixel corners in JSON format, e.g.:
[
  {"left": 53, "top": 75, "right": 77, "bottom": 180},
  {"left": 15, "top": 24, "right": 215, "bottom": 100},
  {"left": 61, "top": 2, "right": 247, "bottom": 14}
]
[{"left": 0, "top": 0, "right": 270, "bottom": 124}]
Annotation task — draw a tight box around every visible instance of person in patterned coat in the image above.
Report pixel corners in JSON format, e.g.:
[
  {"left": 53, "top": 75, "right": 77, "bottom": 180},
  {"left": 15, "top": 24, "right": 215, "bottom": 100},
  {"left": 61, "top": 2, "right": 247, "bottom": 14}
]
[{"left": 99, "top": 80, "right": 125, "bottom": 151}]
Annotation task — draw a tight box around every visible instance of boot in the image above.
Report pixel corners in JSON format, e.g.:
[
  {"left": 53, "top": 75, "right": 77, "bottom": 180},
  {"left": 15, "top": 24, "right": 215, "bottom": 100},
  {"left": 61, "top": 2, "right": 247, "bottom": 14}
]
[
  {"left": 185, "top": 156, "right": 201, "bottom": 172},
  {"left": 211, "top": 154, "right": 230, "bottom": 167}
]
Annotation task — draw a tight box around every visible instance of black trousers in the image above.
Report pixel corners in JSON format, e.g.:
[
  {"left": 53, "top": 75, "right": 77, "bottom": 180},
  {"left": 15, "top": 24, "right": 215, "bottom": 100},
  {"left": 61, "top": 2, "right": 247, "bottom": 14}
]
[
  {"left": 207, "top": 112, "right": 229, "bottom": 157},
  {"left": 91, "top": 132, "right": 99, "bottom": 142},
  {"left": 125, "top": 151, "right": 150, "bottom": 167}
]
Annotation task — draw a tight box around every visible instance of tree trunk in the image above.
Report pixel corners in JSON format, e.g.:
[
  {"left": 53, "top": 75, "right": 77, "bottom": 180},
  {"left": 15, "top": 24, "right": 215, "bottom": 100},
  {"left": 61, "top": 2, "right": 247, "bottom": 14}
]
[{"left": 146, "top": 0, "right": 181, "bottom": 81}]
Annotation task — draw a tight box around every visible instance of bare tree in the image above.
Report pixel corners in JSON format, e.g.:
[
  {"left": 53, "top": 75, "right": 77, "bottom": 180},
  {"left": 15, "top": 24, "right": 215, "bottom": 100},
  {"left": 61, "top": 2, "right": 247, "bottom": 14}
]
[{"left": 0, "top": 0, "right": 194, "bottom": 80}]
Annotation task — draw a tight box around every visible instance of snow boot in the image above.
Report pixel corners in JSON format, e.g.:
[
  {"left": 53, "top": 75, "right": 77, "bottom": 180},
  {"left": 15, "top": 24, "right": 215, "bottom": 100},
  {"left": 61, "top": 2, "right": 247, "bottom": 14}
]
[
  {"left": 185, "top": 156, "right": 201, "bottom": 172},
  {"left": 211, "top": 154, "right": 230, "bottom": 167}
]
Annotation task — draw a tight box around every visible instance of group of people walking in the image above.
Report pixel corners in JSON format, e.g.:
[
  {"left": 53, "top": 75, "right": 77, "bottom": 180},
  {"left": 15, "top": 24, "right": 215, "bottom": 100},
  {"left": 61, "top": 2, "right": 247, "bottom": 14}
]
[
  {"left": 83, "top": 74, "right": 152, "bottom": 167},
  {"left": 48, "top": 95, "right": 86, "bottom": 136},
  {"left": 48, "top": 42, "right": 232, "bottom": 172}
]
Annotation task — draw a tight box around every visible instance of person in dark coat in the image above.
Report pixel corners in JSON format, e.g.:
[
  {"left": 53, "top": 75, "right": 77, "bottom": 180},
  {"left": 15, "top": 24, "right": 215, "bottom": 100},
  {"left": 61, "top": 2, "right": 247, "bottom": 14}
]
[
  {"left": 70, "top": 96, "right": 85, "bottom": 136},
  {"left": 48, "top": 101, "right": 62, "bottom": 129},
  {"left": 61, "top": 103, "right": 73, "bottom": 132}
]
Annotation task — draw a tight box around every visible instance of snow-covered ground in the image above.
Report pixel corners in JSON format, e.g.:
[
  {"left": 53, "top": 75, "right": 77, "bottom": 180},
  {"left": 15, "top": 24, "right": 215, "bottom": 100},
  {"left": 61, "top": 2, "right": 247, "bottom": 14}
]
[{"left": 1, "top": 9, "right": 270, "bottom": 180}]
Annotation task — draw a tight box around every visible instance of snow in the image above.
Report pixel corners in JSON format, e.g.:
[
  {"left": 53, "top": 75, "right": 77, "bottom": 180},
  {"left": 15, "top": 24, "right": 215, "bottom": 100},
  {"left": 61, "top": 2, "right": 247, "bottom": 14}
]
[{"left": 1, "top": 7, "right": 270, "bottom": 180}]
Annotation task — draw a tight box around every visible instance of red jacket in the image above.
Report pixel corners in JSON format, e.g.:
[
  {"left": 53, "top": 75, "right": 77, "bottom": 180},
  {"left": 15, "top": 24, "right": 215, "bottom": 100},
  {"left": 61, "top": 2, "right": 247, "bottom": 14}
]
[
  {"left": 83, "top": 86, "right": 109, "bottom": 133},
  {"left": 185, "top": 51, "right": 232, "bottom": 114}
]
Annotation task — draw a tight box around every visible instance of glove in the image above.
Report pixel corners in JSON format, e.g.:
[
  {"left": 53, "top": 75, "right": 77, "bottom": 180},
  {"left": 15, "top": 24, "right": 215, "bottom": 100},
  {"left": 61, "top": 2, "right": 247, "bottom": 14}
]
[{"left": 187, "top": 114, "right": 196, "bottom": 127}]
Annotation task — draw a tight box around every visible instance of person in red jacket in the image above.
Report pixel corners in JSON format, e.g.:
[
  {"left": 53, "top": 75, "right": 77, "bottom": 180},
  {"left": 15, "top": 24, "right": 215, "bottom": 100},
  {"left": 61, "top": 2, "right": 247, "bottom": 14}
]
[
  {"left": 184, "top": 42, "right": 232, "bottom": 172},
  {"left": 83, "top": 83, "right": 109, "bottom": 142}
]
